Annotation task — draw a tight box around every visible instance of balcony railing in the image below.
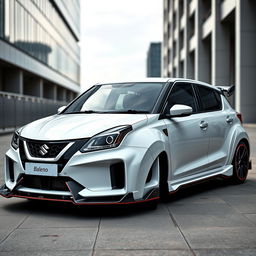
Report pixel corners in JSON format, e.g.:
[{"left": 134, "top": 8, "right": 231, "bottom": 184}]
[{"left": 0, "top": 91, "right": 67, "bottom": 132}]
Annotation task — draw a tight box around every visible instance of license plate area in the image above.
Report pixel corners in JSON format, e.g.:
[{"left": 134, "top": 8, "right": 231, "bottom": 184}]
[{"left": 25, "top": 162, "right": 58, "bottom": 177}]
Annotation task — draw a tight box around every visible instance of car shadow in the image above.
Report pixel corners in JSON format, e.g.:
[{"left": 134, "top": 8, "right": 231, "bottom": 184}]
[{"left": 166, "top": 177, "right": 233, "bottom": 203}]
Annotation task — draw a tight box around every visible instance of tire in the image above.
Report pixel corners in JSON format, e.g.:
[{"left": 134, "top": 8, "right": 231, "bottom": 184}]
[
  {"left": 159, "top": 156, "right": 169, "bottom": 202},
  {"left": 231, "top": 142, "right": 249, "bottom": 184}
]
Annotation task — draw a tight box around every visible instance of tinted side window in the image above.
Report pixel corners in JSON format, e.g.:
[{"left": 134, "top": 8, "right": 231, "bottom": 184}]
[
  {"left": 197, "top": 86, "right": 222, "bottom": 111},
  {"left": 164, "top": 83, "right": 197, "bottom": 114}
]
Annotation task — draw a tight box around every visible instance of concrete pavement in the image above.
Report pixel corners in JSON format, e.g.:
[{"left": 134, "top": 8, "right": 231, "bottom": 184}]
[{"left": 0, "top": 126, "right": 255, "bottom": 256}]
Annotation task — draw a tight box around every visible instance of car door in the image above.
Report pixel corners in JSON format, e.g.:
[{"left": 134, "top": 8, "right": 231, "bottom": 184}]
[
  {"left": 163, "top": 82, "right": 210, "bottom": 180},
  {"left": 195, "top": 85, "right": 231, "bottom": 170}
]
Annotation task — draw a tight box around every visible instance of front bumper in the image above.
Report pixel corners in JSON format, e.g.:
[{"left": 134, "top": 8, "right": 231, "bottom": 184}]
[
  {"left": 1, "top": 137, "right": 160, "bottom": 205},
  {"left": 0, "top": 182, "right": 159, "bottom": 205}
]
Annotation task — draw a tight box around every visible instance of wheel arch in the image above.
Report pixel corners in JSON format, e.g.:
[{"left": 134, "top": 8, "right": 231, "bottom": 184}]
[
  {"left": 226, "top": 125, "right": 250, "bottom": 165},
  {"left": 239, "top": 138, "right": 250, "bottom": 157}
]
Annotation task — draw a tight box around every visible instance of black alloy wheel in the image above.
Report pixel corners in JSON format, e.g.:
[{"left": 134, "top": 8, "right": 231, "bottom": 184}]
[{"left": 232, "top": 142, "right": 249, "bottom": 184}]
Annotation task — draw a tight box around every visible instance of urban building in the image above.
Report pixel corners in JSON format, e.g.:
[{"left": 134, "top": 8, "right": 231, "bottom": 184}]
[
  {"left": 163, "top": 0, "right": 256, "bottom": 123},
  {"left": 147, "top": 42, "right": 161, "bottom": 77},
  {"left": 0, "top": 0, "right": 80, "bottom": 131}
]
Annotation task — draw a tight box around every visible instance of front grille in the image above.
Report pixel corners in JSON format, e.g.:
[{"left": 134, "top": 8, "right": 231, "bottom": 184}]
[
  {"left": 26, "top": 141, "right": 68, "bottom": 158},
  {"left": 22, "top": 175, "right": 70, "bottom": 191}
]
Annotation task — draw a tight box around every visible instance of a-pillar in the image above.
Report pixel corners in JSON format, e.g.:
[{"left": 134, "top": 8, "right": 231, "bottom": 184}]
[{"left": 236, "top": 0, "right": 256, "bottom": 123}]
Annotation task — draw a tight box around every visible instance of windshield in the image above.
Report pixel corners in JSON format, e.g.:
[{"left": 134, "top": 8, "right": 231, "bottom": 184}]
[{"left": 62, "top": 82, "right": 165, "bottom": 114}]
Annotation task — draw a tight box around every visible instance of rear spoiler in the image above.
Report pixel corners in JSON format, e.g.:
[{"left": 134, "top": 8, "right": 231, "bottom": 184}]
[{"left": 217, "top": 85, "right": 235, "bottom": 97}]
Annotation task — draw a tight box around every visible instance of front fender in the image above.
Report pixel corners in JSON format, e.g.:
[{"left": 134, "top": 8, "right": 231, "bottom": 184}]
[{"left": 124, "top": 123, "right": 170, "bottom": 199}]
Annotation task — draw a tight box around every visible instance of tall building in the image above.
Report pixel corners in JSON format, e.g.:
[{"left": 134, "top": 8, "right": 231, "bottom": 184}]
[
  {"left": 147, "top": 42, "right": 161, "bottom": 77},
  {"left": 0, "top": 0, "right": 80, "bottom": 102},
  {"left": 163, "top": 0, "right": 256, "bottom": 123}
]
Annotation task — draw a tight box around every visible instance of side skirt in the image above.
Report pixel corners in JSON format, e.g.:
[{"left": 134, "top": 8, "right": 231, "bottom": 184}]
[{"left": 168, "top": 165, "right": 233, "bottom": 193}]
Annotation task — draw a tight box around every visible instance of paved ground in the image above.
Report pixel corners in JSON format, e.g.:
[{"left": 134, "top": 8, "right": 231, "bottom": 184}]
[{"left": 0, "top": 126, "right": 255, "bottom": 256}]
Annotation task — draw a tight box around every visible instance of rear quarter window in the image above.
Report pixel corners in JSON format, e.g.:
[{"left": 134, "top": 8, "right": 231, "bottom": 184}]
[{"left": 197, "top": 86, "right": 222, "bottom": 112}]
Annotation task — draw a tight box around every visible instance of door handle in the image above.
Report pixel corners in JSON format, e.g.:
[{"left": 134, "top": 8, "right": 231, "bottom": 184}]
[
  {"left": 200, "top": 121, "right": 208, "bottom": 130},
  {"left": 226, "top": 116, "right": 233, "bottom": 124}
]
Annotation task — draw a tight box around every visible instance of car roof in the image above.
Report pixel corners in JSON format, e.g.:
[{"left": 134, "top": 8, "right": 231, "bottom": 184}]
[{"left": 96, "top": 78, "right": 220, "bottom": 91}]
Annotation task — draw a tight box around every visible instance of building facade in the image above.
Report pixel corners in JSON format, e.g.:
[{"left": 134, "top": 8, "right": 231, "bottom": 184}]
[
  {"left": 0, "top": 0, "right": 80, "bottom": 102},
  {"left": 163, "top": 0, "right": 256, "bottom": 123},
  {"left": 147, "top": 42, "right": 161, "bottom": 77}
]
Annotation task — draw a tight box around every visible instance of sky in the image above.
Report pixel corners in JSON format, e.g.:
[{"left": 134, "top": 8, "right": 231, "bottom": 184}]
[{"left": 80, "top": 0, "right": 163, "bottom": 91}]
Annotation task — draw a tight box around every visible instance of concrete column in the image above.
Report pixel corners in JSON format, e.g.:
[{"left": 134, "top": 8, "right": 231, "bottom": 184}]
[
  {"left": 162, "top": 0, "right": 168, "bottom": 77},
  {"left": 24, "top": 77, "right": 43, "bottom": 97},
  {"left": 184, "top": 0, "right": 193, "bottom": 78},
  {"left": 195, "top": 0, "right": 211, "bottom": 83},
  {"left": 176, "top": 0, "right": 181, "bottom": 76},
  {"left": 0, "top": 68, "right": 3, "bottom": 91},
  {"left": 169, "top": 0, "right": 174, "bottom": 76},
  {"left": 53, "top": 85, "right": 57, "bottom": 102},
  {"left": 236, "top": 0, "right": 256, "bottom": 123},
  {"left": 212, "top": 0, "right": 231, "bottom": 86},
  {"left": 4, "top": 69, "right": 23, "bottom": 94}
]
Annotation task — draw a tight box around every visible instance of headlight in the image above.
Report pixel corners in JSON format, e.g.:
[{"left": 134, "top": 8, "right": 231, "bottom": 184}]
[
  {"left": 11, "top": 131, "right": 20, "bottom": 150},
  {"left": 80, "top": 125, "right": 132, "bottom": 153}
]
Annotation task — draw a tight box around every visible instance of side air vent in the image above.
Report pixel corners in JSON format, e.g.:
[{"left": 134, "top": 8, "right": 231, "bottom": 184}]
[{"left": 110, "top": 162, "right": 125, "bottom": 189}]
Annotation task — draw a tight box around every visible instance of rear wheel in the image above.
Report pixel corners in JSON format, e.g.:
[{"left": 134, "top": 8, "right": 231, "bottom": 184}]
[{"left": 231, "top": 142, "right": 249, "bottom": 184}]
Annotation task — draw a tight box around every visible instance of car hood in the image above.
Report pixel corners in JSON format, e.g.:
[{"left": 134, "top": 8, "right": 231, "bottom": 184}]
[{"left": 20, "top": 114, "right": 148, "bottom": 141}]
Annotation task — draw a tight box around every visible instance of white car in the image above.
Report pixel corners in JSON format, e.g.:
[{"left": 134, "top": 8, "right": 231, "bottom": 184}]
[{"left": 0, "top": 78, "right": 252, "bottom": 207}]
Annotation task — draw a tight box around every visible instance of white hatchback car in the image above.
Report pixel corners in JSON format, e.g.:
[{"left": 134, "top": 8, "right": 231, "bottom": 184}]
[{"left": 0, "top": 78, "right": 252, "bottom": 207}]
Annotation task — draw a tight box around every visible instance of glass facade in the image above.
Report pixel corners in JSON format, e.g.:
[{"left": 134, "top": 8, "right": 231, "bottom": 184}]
[
  {"left": 147, "top": 43, "right": 161, "bottom": 77},
  {"left": 1, "top": 0, "right": 80, "bottom": 84}
]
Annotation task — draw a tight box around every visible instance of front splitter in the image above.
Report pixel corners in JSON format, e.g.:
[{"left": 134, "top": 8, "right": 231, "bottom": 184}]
[{"left": 0, "top": 184, "right": 159, "bottom": 205}]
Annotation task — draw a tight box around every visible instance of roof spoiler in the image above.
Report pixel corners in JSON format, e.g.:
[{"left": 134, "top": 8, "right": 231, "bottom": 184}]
[{"left": 217, "top": 85, "right": 235, "bottom": 97}]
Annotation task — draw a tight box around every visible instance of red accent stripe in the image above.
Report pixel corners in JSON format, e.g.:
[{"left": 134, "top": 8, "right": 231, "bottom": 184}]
[{"left": 8, "top": 194, "right": 159, "bottom": 205}]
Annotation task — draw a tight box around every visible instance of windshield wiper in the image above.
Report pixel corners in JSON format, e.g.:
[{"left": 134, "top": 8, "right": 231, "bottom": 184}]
[
  {"left": 110, "top": 110, "right": 149, "bottom": 114},
  {"left": 63, "top": 110, "right": 104, "bottom": 114},
  {"left": 63, "top": 110, "right": 149, "bottom": 114}
]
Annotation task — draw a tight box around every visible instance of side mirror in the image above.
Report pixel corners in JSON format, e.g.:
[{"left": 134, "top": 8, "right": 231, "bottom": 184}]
[
  {"left": 169, "top": 104, "right": 192, "bottom": 117},
  {"left": 57, "top": 106, "right": 66, "bottom": 114}
]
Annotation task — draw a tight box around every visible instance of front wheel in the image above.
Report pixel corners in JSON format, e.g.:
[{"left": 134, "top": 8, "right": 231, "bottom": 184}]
[
  {"left": 231, "top": 142, "right": 249, "bottom": 184},
  {"left": 159, "top": 155, "right": 169, "bottom": 202}
]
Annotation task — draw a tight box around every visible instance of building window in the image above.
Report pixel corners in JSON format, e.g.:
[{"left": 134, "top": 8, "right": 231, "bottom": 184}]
[
  {"left": 179, "top": 30, "right": 184, "bottom": 50},
  {"left": 179, "top": 0, "right": 184, "bottom": 17},
  {"left": 4, "top": 0, "right": 80, "bottom": 84},
  {"left": 173, "top": 12, "right": 177, "bottom": 30},
  {"left": 173, "top": 40, "right": 177, "bottom": 58},
  {"left": 188, "top": 13, "right": 195, "bottom": 39}
]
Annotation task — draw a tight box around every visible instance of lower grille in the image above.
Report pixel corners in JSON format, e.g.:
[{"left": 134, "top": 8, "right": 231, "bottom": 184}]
[{"left": 22, "top": 175, "right": 70, "bottom": 191}]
